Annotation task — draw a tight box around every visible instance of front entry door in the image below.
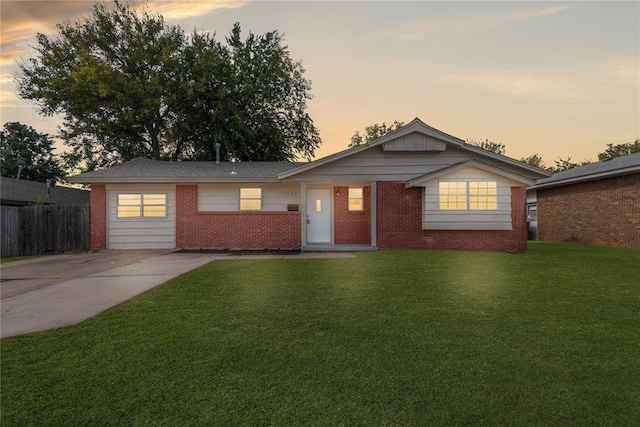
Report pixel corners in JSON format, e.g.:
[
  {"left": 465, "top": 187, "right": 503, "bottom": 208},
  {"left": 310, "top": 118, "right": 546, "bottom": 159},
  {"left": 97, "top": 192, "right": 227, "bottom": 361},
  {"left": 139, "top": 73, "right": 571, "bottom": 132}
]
[{"left": 307, "top": 189, "right": 332, "bottom": 243}]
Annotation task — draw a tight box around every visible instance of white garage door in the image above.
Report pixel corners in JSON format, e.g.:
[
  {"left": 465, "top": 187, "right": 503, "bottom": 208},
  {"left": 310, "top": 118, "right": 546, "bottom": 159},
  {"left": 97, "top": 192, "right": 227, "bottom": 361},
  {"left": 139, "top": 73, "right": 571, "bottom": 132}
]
[{"left": 107, "top": 185, "right": 176, "bottom": 249}]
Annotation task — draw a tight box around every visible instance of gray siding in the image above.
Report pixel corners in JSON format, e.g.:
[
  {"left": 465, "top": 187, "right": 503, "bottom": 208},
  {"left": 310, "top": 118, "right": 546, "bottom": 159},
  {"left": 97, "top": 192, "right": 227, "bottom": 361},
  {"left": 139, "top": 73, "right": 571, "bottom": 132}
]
[
  {"left": 421, "top": 167, "right": 520, "bottom": 230},
  {"left": 198, "top": 183, "right": 301, "bottom": 212},
  {"left": 294, "top": 146, "right": 468, "bottom": 182},
  {"left": 106, "top": 184, "right": 176, "bottom": 249},
  {"left": 382, "top": 133, "right": 447, "bottom": 151},
  {"left": 292, "top": 146, "right": 535, "bottom": 183}
]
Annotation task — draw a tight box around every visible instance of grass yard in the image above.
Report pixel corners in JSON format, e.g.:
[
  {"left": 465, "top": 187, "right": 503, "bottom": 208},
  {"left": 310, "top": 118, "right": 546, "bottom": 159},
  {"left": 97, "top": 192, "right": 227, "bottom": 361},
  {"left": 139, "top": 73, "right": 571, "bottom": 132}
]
[
  {"left": 1, "top": 242, "right": 639, "bottom": 426},
  {"left": 0, "top": 255, "right": 41, "bottom": 264}
]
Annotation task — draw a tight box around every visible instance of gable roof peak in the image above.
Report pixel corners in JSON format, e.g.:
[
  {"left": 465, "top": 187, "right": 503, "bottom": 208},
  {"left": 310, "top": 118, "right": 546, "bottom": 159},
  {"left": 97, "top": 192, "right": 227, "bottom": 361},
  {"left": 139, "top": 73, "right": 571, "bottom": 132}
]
[{"left": 367, "top": 117, "right": 465, "bottom": 149}]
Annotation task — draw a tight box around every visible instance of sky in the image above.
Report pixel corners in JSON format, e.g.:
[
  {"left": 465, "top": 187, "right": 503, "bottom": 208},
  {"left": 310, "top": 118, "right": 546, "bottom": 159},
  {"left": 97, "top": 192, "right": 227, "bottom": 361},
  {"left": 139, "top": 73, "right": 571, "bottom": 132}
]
[{"left": 1, "top": 0, "right": 638, "bottom": 167}]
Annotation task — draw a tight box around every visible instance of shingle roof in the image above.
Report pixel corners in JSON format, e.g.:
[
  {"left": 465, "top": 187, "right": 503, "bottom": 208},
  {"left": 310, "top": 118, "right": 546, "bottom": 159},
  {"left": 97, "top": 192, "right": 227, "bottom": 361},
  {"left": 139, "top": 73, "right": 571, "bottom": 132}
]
[
  {"left": 279, "top": 117, "right": 552, "bottom": 180},
  {"left": 530, "top": 152, "right": 640, "bottom": 190},
  {"left": 0, "top": 177, "right": 90, "bottom": 206},
  {"left": 68, "top": 158, "right": 306, "bottom": 183}
]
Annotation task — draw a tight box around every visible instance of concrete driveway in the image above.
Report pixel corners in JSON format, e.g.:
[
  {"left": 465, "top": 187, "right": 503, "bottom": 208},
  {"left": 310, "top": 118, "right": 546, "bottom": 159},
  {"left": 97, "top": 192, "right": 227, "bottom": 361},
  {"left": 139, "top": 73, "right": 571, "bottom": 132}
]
[
  {"left": 0, "top": 250, "right": 222, "bottom": 338},
  {"left": 1, "top": 250, "right": 355, "bottom": 338}
]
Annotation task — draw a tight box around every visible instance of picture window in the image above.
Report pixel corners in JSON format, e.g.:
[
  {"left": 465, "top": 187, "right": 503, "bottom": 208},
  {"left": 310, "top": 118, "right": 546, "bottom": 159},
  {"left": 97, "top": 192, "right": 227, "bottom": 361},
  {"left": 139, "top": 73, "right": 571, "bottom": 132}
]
[{"left": 439, "top": 181, "right": 497, "bottom": 210}]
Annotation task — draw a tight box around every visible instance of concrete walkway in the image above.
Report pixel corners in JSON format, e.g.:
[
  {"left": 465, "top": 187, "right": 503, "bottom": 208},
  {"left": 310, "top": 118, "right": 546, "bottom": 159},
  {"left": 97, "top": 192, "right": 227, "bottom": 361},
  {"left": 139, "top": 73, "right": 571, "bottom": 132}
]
[{"left": 1, "top": 250, "right": 354, "bottom": 338}]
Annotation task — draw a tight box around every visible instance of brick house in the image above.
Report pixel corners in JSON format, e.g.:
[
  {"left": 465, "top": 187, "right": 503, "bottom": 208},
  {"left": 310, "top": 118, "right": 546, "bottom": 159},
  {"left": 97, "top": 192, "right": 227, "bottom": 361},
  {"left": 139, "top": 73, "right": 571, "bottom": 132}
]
[
  {"left": 529, "top": 152, "right": 640, "bottom": 248},
  {"left": 69, "top": 118, "right": 550, "bottom": 252}
]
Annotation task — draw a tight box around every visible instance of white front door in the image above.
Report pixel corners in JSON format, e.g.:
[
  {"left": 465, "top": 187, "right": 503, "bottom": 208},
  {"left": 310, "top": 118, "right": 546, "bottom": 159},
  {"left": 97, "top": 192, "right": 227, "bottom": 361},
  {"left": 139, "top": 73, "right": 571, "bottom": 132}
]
[{"left": 307, "top": 189, "right": 332, "bottom": 243}]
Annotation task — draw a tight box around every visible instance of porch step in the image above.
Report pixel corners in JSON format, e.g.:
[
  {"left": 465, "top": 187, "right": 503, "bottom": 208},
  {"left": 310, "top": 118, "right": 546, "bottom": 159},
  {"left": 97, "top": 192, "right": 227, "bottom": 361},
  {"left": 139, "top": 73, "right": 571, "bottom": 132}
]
[{"left": 301, "top": 245, "right": 377, "bottom": 252}]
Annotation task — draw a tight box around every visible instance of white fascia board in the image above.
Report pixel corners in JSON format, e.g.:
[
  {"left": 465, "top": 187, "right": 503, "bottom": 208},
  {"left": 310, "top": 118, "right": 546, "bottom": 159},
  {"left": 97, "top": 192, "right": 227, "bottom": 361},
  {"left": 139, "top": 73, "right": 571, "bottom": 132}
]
[
  {"left": 277, "top": 144, "right": 371, "bottom": 179},
  {"left": 405, "top": 160, "right": 536, "bottom": 188},
  {"left": 278, "top": 118, "right": 464, "bottom": 179},
  {"left": 458, "top": 144, "right": 553, "bottom": 178},
  {"left": 367, "top": 117, "right": 466, "bottom": 148},
  {"left": 278, "top": 117, "right": 551, "bottom": 180}
]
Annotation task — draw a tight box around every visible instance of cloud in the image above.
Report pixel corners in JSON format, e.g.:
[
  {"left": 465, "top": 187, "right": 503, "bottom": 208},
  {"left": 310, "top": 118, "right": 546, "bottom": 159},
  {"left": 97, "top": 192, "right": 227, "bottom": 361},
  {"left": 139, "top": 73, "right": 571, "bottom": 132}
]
[
  {"left": 369, "top": 5, "right": 570, "bottom": 40},
  {"left": 0, "top": 1, "right": 246, "bottom": 66},
  {"left": 0, "top": 71, "right": 19, "bottom": 105},
  {"left": 439, "top": 70, "right": 574, "bottom": 98},
  {"left": 436, "top": 61, "right": 639, "bottom": 102},
  {"left": 150, "top": 0, "right": 245, "bottom": 20}
]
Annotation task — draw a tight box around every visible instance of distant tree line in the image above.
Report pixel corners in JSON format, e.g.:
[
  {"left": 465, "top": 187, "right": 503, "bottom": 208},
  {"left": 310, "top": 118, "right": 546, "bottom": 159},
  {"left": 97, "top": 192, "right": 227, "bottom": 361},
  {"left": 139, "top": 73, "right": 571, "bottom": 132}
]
[{"left": 3, "top": 117, "right": 638, "bottom": 183}]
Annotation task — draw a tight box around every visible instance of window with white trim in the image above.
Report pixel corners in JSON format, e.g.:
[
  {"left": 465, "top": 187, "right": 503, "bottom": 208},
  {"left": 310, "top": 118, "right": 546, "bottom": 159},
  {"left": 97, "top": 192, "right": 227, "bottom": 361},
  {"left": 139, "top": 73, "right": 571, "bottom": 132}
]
[
  {"left": 117, "top": 193, "right": 167, "bottom": 218},
  {"left": 348, "top": 187, "right": 363, "bottom": 211},
  {"left": 439, "top": 181, "right": 497, "bottom": 210},
  {"left": 240, "top": 188, "right": 262, "bottom": 211}
]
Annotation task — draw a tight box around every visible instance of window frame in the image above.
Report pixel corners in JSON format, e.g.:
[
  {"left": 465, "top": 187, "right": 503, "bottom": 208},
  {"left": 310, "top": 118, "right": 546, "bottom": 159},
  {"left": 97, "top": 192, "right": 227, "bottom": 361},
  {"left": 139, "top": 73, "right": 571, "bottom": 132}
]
[
  {"left": 239, "top": 187, "right": 262, "bottom": 211},
  {"left": 439, "top": 180, "right": 497, "bottom": 211},
  {"left": 348, "top": 187, "right": 364, "bottom": 212},
  {"left": 117, "top": 193, "right": 167, "bottom": 219}
]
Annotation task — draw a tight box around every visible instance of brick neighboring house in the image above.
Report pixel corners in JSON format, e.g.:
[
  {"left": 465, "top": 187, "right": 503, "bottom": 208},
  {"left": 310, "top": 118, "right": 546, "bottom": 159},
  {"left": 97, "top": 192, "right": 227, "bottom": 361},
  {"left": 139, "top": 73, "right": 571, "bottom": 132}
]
[
  {"left": 68, "top": 118, "right": 550, "bottom": 252},
  {"left": 529, "top": 152, "right": 640, "bottom": 248}
]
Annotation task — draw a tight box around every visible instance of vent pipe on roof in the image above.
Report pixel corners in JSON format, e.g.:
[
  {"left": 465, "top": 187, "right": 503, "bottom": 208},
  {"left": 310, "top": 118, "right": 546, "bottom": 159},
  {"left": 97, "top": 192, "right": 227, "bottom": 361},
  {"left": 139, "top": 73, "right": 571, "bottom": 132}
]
[
  {"left": 215, "top": 143, "right": 221, "bottom": 164},
  {"left": 16, "top": 165, "right": 24, "bottom": 180}
]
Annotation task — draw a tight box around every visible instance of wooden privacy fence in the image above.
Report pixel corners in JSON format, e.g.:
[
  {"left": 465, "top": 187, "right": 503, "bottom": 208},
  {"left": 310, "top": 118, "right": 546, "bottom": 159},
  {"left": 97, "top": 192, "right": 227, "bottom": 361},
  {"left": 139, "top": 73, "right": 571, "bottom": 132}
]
[{"left": 1, "top": 204, "right": 90, "bottom": 258}]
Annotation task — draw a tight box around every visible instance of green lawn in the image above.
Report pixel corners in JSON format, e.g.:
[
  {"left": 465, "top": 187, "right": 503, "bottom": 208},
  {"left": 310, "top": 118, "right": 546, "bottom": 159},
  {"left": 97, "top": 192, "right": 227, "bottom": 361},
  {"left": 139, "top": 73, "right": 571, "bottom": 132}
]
[
  {"left": 2, "top": 243, "right": 639, "bottom": 426},
  {"left": 0, "top": 255, "right": 41, "bottom": 264}
]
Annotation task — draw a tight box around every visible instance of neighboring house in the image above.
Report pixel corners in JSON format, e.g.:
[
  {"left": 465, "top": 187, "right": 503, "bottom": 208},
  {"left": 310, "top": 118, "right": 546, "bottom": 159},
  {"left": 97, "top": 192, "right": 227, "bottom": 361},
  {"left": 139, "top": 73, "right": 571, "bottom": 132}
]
[
  {"left": 529, "top": 152, "right": 640, "bottom": 248},
  {"left": 68, "top": 118, "right": 550, "bottom": 252},
  {"left": 0, "top": 177, "right": 90, "bottom": 207}
]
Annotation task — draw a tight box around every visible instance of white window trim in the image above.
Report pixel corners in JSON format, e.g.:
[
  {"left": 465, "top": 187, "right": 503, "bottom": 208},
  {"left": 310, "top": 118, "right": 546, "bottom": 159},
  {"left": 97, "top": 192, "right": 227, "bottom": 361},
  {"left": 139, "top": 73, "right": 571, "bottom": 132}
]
[
  {"left": 240, "top": 188, "right": 262, "bottom": 211},
  {"left": 117, "top": 193, "right": 167, "bottom": 219},
  {"left": 439, "top": 181, "right": 497, "bottom": 211},
  {"left": 348, "top": 187, "right": 364, "bottom": 211}
]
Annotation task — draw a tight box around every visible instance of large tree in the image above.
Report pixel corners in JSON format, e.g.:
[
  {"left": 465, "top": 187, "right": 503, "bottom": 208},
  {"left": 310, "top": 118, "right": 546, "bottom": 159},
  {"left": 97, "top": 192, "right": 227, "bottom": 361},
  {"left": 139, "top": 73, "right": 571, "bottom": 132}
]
[
  {"left": 349, "top": 121, "right": 404, "bottom": 147},
  {"left": 0, "top": 122, "right": 65, "bottom": 181},
  {"left": 183, "top": 24, "right": 321, "bottom": 162},
  {"left": 19, "top": 1, "right": 186, "bottom": 171},
  {"left": 18, "top": 1, "right": 320, "bottom": 171}
]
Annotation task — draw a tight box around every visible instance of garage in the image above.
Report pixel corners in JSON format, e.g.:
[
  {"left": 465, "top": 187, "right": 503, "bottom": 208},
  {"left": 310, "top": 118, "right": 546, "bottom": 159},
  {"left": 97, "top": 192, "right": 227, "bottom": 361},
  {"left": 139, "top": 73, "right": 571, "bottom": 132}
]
[{"left": 107, "top": 184, "right": 176, "bottom": 249}]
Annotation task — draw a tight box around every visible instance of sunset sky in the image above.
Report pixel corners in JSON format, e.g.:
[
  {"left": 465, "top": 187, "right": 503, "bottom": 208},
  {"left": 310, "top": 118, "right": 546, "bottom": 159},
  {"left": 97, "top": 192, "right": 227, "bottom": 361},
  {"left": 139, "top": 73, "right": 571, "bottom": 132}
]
[{"left": 1, "top": 1, "right": 638, "bottom": 167}]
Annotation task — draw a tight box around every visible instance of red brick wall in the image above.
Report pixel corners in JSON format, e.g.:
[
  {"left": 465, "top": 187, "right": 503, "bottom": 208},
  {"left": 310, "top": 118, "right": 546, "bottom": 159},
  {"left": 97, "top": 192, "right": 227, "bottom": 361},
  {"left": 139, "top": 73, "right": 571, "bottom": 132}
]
[
  {"left": 537, "top": 173, "right": 640, "bottom": 248},
  {"left": 89, "top": 184, "right": 107, "bottom": 250},
  {"left": 334, "top": 185, "right": 371, "bottom": 245},
  {"left": 175, "top": 185, "right": 301, "bottom": 250},
  {"left": 376, "top": 182, "right": 528, "bottom": 252}
]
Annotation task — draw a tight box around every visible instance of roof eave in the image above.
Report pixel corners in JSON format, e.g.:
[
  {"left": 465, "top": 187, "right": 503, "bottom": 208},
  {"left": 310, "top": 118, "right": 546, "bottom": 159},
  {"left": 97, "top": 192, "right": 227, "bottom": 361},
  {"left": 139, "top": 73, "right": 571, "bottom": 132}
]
[
  {"left": 277, "top": 144, "right": 372, "bottom": 179},
  {"left": 405, "top": 160, "right": 536, "bottom": 188},
  {"left": 367, "top": 117, "right": 466, "bottom": 149},
  {"left": 458, "top": 144, "right": 553, "bottom": 178},
  {"left": 68, "top": 177, "right": 283, "bottom": 184},
  {"left": 529, "top": 166, "right": 640, "bottom": 190}
]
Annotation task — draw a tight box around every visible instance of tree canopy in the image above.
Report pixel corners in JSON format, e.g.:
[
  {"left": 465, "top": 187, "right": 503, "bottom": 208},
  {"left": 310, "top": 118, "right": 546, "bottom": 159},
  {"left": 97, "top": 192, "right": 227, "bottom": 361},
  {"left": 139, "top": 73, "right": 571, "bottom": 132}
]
[
  {"left": 519, "top": 154, "right": 546, "bottom": 169},
  {"left": 0, "top": 122, "right": 65, "bottom": 182},
  {"left": 18, "top": 1, "right": 320, "bottom": 171},
  {"left": 349, "top": 121, "right": 404, "bottom": 147},
  {"left": 466, "top": 139, "right": 506, "bottom": 156},
  {"left": 597, "top": 140, "right": 640, "bottom": 160}
]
